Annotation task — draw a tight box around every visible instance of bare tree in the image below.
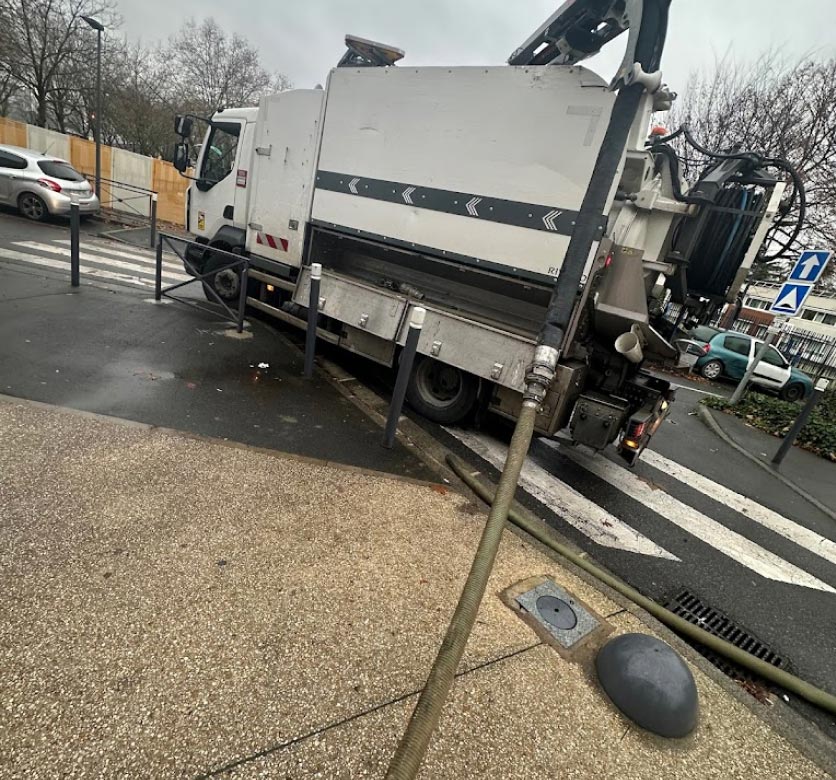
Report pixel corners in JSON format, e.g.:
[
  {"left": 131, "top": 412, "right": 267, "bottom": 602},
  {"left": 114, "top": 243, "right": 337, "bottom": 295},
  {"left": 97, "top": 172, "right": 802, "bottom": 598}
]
[
  {"left": 2, "top": 0, "right": 120, "bottom": 127},
  {"left": 162, "top": 18, "right": 288, "bottom": 118},
  {"left": 668, "top": 53, "right": 836, "bottom": 282}
]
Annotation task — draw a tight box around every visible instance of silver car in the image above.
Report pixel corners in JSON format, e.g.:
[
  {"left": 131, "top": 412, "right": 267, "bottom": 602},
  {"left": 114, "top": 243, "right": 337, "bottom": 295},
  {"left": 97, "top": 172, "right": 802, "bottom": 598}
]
[{"left": 0, "top": 144, "right": 100, "bottom": 221}]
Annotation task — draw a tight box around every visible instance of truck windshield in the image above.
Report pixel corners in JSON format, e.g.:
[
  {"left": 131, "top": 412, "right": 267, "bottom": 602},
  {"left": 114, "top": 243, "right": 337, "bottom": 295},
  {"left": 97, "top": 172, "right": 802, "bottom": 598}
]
[{"left": 199, "top": 122, "right": 240, "bottom": 186}]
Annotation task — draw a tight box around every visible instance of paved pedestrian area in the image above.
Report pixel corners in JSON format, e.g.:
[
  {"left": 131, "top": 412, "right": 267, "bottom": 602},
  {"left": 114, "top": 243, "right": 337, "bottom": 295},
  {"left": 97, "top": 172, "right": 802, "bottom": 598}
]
[{"left": 0, "top": 398, "right": 829, "bottom": 779}]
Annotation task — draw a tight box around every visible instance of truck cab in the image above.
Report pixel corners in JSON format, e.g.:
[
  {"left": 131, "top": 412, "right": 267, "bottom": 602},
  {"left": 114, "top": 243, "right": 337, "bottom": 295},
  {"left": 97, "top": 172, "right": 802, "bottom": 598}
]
[{"left": 186, "top": 107, "right": 258, "bottom": 256}]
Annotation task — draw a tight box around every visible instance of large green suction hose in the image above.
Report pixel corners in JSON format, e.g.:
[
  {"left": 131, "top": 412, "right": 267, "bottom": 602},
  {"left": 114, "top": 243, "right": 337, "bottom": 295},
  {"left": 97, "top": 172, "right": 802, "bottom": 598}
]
[
  {"left": 446, "top": 452, "right": 836, "bottom": 716},
  {"left": 384, "top": 402, "right": 539, "bottom": 779}
]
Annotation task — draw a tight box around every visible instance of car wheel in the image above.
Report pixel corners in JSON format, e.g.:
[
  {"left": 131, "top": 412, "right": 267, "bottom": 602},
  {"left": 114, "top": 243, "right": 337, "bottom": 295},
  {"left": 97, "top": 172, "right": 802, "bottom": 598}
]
[
  {"left": 700, "top": 359, "right": 724, "bottom": 380},
  {"left": 780, "top": 383, "right": 805, "bottom": 403},
  {"left": 201, "top": 245, "right": 243, "bottom": 303},
  {"left": 18, "top": 192, "right": 48, "bottom": 222},
  {"left": 405, "top": 355, "right": 479, "bottom": 424}
]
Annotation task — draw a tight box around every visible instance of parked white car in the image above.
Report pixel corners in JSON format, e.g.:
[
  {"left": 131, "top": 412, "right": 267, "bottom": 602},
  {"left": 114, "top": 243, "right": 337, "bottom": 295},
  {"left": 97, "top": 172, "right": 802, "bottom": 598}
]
[{"left": 0, "top": 144, "right": 99, "bottom": 221}]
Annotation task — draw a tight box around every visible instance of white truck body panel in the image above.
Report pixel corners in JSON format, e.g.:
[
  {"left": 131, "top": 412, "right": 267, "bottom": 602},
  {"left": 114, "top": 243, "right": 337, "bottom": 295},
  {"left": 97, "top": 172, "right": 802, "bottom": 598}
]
[
  {"left": 245, "top": 90, "right": 325, "bottom": 266},
  {"left": 310, "top": 65, "right": 616, "bottom": 279}
]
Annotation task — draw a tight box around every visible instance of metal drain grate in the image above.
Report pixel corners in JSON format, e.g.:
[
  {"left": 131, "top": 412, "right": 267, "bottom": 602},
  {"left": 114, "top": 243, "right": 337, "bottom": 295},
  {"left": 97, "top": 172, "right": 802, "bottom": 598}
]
[{"left": 664, "top": 589, "right": 791, "bottom": 699}]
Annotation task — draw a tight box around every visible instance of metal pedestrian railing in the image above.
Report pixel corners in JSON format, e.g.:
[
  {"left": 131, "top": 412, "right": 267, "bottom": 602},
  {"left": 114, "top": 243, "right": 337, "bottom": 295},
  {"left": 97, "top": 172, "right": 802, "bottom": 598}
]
[
  {"left": 154, "top": 234, "right": 249, "bottom": 333},
  {"left": 91, "top": 176, "right": 159, "bottom": 248}
]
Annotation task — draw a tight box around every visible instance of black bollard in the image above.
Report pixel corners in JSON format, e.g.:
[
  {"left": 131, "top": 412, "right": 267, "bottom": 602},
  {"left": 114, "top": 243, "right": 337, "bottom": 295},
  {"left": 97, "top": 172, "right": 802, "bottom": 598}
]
[
  {"left": 150, "top": 193, "right": 158, "bottom": 249},
  {"left": 237, "top": 264, "right": 248, "bottom": 333},
  {"left": 154, "top": 236, "right": 163, "bottom": 301},
  {"left": 70, "top": 200, "right": 80, "bottom": 287},
  {"left": 304, "top": 263, "right": 322, "bottom": 378},
  {"left": 383, "top": 307, "right": 426, "bottom": 448}
]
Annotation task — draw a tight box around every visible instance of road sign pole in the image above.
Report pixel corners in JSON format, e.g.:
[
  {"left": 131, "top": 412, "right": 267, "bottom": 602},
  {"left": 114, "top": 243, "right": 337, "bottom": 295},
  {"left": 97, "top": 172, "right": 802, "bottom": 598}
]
[
  {"left": 728, "top": 330, "right": 775, "bottom": 406},
  {"left": 771, "top": 379, "right": 829, "bottom": 466}
]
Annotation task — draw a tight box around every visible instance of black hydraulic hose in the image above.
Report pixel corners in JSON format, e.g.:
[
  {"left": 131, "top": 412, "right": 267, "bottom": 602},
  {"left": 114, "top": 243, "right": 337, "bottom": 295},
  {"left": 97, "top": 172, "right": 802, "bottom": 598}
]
[
  {"left": 539, "top": 0, "right": 668, "bottom": 351},
  {"left": 386, "top": 5, "right": 670, "bottom": 777},
  {"left": 446, "top": 453, "right": 836, "bottom": 716},
  {"left": 539, "top": 81, "right": 645, "bottom": 350}
]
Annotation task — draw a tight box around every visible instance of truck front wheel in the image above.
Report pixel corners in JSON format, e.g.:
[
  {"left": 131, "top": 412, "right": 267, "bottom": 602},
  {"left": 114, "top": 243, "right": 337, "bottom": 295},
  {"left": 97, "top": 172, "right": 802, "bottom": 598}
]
[
  {"left": 201, "top": 245, "right": 244, "bottom": 304},
  {"left": 405, "top": 356, "right": 478, "bottom": 424}
]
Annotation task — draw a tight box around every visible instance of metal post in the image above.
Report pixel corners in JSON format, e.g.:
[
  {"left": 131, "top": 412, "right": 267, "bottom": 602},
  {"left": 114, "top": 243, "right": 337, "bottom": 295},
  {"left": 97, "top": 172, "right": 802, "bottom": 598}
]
[
  {"left": 771, "top": 378, "right": 829, "bottom": 466},
  {"left": 94, "top": 29, "right": 102, "bottom": 198},
  {"left": 149, "top": 193, "right": 158, "bottom": 249},
  {"left": 729, "top": 330, "right": 776, "bottom": 406},
  {"left": 154, "top": 236, "right": 163, "bottom": 301},
  {"left": 383, "top": 307, "right": 426, "bottom": 449},
  {"left": 236, "top": 264, "right": 248, "bottom": 333},
  {"left": 304, "top": 263, "right": 322, "bottom": 378},
  {"left": 70, "top": 201, "right": 80, "bottom": 287}
]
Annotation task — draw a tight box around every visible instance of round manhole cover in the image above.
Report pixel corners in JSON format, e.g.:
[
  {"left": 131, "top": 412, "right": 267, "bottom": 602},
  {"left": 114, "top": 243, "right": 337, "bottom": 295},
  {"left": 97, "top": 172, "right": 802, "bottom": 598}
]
[{"left": 536, "top": 595, "right": 577, "bottom": 630}]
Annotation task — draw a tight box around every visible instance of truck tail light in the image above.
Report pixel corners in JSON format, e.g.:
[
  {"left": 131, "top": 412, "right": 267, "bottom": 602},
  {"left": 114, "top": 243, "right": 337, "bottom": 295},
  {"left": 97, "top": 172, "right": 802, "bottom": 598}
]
[
  {"left": 38, "top": 178, "right": 62, "bottom": 193},
  {"left": 236, "top": 169, "right": 248, "bottom": 188}
]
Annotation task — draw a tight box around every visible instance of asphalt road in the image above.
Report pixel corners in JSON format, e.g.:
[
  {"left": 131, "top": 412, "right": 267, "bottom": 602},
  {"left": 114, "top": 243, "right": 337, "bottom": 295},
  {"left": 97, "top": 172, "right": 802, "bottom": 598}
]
[{"left": 1, "top": 211, "right": 835, "bottom": 744}]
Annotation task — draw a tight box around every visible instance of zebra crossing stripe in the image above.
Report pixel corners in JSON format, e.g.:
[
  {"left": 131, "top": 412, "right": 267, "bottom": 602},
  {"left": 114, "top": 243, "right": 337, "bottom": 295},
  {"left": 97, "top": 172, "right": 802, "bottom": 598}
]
[
  {"left": 445, "top": 428, "right": 679, "bottom": 560},
  {"left": 53, "top": 240, "right": 183, "bottom": 271},
  {"left": 640, "top": 448, "right": 836, "bottom": 568},
  {"left": 1, "top": 247, "right": 155, "bottom": 287},
  {"left": 12, "top": 242, "right": 189, "bottom": 283},
  {"left": 545, "top": 440, "right": 835, "bottom": 593}
]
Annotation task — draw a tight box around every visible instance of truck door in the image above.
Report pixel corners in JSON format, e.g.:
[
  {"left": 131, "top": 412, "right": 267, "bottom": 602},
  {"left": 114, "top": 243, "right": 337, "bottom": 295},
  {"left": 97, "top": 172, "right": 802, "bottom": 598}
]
[{"left": 192, "top": 120, "right": 247, "bottom": 240}]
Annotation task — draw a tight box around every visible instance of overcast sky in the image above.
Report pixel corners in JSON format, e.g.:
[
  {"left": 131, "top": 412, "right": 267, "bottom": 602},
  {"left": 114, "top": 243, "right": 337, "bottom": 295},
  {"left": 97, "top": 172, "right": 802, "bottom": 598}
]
[{"left": 120, "top": 0, "right": 835, "bottom": 91}]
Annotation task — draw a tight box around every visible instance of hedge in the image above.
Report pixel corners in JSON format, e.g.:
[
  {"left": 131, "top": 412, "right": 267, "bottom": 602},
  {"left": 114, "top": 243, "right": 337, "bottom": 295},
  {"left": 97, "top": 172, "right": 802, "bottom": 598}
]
[{"left": 702, "top": 390, "right": 836, "bottom": 462}]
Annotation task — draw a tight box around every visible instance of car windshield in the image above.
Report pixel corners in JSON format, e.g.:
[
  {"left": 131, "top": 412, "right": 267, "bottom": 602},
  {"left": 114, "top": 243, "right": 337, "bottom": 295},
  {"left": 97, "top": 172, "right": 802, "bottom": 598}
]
[{"left": 37, "top": 160, "right": 86, "bottom": 181}]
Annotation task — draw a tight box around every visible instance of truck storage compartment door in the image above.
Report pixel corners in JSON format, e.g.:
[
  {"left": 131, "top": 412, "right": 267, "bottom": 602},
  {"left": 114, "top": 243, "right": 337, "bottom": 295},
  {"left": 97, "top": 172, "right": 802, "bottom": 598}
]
[
  {"left": 246, "top": 90, "right": 325, "bottom": 268},
  {"left": 311, "top": 65, "right": 615, "bottom": 281},
  {"left": 294, "top": 267, "right": 408, "bottom": 341},
  {"left": 399, "top": 306, "right": 535, "bottom": 393}
]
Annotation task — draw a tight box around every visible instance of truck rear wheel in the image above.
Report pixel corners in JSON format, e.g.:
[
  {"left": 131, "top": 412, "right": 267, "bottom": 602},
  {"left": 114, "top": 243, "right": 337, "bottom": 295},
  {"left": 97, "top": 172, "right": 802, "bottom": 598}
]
[{"left": 405, "top": 355, "right": 478, "bottom": 424}]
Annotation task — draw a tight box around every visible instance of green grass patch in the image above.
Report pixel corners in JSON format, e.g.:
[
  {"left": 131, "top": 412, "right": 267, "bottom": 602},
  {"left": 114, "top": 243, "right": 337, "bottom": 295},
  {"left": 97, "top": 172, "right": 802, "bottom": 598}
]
[{"left": 702, "top": 391, "right": 836, "bottom": 461}]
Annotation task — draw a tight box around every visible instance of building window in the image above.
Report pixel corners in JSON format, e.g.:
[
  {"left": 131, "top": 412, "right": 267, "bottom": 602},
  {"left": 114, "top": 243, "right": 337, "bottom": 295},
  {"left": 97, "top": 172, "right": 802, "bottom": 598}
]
[
  {"left": 744, "top": 297, "right": 771, "bottom": 310},
  {"left": 801, "top": 309, "right": 836, "bottom": 325},
  {"left": 732, "top": 318, "right": 753, "bottom": 333}
]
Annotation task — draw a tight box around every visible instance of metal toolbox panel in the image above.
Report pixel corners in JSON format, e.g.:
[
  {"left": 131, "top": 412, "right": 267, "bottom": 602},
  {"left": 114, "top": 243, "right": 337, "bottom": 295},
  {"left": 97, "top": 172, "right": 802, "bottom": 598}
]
[
  {"left": 294, "top": 268, "right": 408, "bottom": 342},
  {"left": 399, "top": 305, "right": 535, "bottom": 392}
]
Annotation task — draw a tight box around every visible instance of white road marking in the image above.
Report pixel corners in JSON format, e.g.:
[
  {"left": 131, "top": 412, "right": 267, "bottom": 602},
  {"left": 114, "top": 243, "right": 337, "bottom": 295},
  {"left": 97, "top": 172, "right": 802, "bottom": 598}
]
[
  {"left": 446, "top": 428, "right": 680, "bottom": 560},
  {"left": 53, "top": 239, "right": 183, "bottom": 271},
  {"left": 11, "top": 242, "right": 189, "bottom": 283},
  {"left": 542, "top": 439, "right": 835, "bottom": 593},
  {"left": 640, "top": 448, "right": 836, "bottom": 568},
  {"left": 1, "top": 247, "right": 154, "bottom": 287}
]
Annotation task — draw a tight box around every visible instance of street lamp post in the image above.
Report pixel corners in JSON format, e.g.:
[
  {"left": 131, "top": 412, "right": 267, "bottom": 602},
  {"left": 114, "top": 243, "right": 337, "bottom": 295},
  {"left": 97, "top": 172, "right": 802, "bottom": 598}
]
[{"left": 81, "top": 15, "right": 104, "bottom": 198}]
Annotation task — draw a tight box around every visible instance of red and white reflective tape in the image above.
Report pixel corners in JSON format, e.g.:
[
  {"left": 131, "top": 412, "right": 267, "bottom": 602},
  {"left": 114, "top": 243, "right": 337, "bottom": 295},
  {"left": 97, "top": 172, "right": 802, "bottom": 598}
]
[{"left": 255, "top": 232, "right": 289, "bottom": 252}]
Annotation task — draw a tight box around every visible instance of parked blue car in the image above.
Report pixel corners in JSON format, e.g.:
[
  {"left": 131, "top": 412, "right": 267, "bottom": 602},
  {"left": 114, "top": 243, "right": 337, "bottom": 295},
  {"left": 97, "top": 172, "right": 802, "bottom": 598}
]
[{"left": 691, "top": 330, "right": 813, "bottom": 402}]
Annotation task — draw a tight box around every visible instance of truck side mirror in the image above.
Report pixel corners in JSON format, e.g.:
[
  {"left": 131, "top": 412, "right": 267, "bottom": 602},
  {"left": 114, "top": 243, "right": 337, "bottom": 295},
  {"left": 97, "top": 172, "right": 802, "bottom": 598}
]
[
  {"left": 173, "top": 142, "right": 190, "bottom": 173},
  {"left": 174, "top": 115, "right": 193, "bottom": 138}
]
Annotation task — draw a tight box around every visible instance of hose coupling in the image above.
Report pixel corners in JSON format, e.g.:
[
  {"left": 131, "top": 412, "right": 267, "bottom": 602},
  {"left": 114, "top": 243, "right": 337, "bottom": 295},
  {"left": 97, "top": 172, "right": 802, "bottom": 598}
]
[{"left": 524, "top": 345, "right": 559, "bottom": 406}]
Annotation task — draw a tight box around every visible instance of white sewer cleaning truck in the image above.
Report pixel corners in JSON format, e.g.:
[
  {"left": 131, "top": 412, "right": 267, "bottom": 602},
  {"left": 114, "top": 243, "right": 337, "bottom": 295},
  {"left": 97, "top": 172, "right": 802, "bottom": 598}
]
[{"left": 172, "top": 0, "right": 795, "bottom": 463}]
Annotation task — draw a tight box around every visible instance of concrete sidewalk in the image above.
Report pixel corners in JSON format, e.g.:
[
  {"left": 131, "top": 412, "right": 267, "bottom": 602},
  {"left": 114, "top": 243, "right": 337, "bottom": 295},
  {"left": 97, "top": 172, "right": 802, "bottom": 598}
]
[{"left": 0, "top": 398, "right": 829, "bottom": 780}]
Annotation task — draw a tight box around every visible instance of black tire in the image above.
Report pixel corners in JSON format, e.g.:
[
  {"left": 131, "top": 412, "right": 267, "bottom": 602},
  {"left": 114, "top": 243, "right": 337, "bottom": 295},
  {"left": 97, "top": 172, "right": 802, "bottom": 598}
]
[
  {"left": 700, "top": 359, "right": 724, "bottom": 381},
  {"left": 780, "top": 383, "right": 805, "bottom": 403},
  {"left": 201, "top": 245, "right": 242, "bottom": 303},
  {"left": 18, "top": 191, "right": 48, "bottom": 222},
  {"left": 405, "top": 355, "right": 479, "bottom": 424}
]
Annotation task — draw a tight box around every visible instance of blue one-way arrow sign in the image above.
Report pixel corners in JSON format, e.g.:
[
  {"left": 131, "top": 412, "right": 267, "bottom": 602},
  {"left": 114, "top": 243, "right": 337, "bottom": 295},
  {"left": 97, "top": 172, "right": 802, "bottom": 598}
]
[
  {"left": 770, "top": 281, "right": 813, "bottom": 315},
  {"left": 789, "top": 250, "right": 831, "bottom": 283}
]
